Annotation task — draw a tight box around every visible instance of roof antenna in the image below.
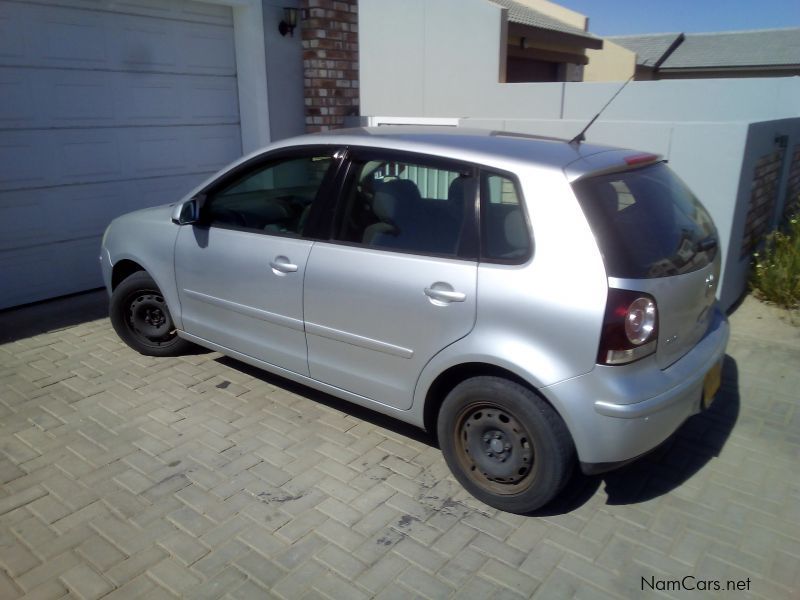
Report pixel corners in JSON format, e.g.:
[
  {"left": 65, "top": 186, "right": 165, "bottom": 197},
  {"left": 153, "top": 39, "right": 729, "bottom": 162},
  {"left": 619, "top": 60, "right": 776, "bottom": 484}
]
[{"left": 569, "top": 62, "right": 645, "bottom": 146}]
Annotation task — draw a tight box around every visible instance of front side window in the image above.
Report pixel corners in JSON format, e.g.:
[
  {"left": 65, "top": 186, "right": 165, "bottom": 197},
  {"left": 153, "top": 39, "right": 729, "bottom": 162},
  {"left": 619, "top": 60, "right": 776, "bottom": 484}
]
[
  {"left": 334, "top": 156, "right": 475, "bottom": 257},
  {"left": 204, "top": 154, "right": 334, "bottom": 236},
  {"left": 480, "top": 172, "right": 531, "bottom": 261}
]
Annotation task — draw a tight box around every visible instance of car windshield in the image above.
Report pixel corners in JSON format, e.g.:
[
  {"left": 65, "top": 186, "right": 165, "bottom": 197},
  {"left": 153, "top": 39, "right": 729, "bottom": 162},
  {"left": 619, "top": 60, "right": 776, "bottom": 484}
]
[{"left": 572, "top": 163, "right": 718, "bottom": 279}]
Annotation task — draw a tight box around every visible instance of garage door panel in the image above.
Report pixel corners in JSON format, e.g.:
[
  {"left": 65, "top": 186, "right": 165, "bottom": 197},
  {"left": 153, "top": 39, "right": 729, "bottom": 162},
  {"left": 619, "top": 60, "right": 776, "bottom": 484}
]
[
  {"left": 118, "top": 20, "right": 179, "bottom": 71},
  {"left": 0, "top": 124, "right": 240, "bottom": 191},
  {"left": 37, "top": 10, "right": 107, "bottom": 65},
  {"left": 179, "top": 23, "right": 237, "bottom": 74},
  {"left": 122, "top": 79, "right": 181, "bottom": 121},
  {"left": 0, "top": 188, "right": 116, "bottom": 253},
  {"left": 0, "top": 0, "right": 242, "bottom": 306},
  {"left": 59, "top": 131, "right": 122, "bottom": 181},
  {"left": 0, "top": 172, "right": 219, "bottom": 253},
  {"left": 0, "top": 75, "right": 33, "bottom": 125},
  {"left": 0, "top": 237, "right": 103, "bottom": 309},
  {"left": 191, "top": 132, "right": 242, "bottom": 171},
  {"left": 0, "top": 134, "right": 47, "bottom": 189},
  {"left": 185, "top": 81, "right": 239, "bottom": 120},
  {"left": 51, "top": 72, "right": 116, "bottom": 123},
  {"left": 0, "top": 5, "right": 25, "bottom": 60},
  {"left": 30, "top": 0, "right": 233, "bottom": 27},
  {"left": 2, "top": 2, "right": 235, "bottom": 75},
  {"left": 0, "top": 68, "right": 239, "bottom": 129}
]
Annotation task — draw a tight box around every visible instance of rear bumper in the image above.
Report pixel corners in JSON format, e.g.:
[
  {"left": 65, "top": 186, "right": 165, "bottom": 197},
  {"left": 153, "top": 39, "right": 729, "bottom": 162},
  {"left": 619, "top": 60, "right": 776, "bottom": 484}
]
[{"left": 543, "top": 306, "right": 729, "bottom": 467}]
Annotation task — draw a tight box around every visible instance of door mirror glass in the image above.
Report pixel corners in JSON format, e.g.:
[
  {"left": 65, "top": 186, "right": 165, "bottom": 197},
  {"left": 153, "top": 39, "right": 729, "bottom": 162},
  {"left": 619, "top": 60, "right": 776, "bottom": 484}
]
[{"left": 171, "top": 195, "right": 204, "bottom": 225}]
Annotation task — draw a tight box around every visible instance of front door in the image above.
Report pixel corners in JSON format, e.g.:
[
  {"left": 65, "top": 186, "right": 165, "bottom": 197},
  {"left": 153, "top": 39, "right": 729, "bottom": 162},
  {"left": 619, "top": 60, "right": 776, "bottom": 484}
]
[
  {"left": 303, "top": 151, "right": 479, "bottom": 409},
  {"left": 175, "top": 150, "right": 338, "bottom": 375}
]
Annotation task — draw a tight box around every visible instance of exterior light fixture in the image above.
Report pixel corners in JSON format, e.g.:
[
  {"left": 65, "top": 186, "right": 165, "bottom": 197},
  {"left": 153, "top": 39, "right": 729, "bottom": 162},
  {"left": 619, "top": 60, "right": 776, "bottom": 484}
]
[{"left": 279, "top": 7, "right": 298, "bottom": 37}]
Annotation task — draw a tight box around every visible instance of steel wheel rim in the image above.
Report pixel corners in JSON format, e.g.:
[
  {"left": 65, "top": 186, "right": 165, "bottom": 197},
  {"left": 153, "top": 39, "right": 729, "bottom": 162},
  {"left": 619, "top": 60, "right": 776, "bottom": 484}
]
[
  {"left": 125, "top": 290, "right": 175, "bottom": 345},
  {"left": 453, "top": 402, "right": 537, "bottom": 495}
]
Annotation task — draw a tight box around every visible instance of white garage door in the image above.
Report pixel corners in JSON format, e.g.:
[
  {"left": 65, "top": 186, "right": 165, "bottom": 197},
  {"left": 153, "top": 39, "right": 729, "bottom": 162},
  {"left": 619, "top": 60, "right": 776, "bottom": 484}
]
[{"left": 0, "top": 0, "right": 243, "bottom": 309}]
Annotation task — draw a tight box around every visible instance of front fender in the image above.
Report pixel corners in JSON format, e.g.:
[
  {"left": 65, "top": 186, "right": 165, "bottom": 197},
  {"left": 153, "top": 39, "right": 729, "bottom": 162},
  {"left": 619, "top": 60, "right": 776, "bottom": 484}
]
[{"left": 103, "top": 207, "right": 182, "bottom": 329}]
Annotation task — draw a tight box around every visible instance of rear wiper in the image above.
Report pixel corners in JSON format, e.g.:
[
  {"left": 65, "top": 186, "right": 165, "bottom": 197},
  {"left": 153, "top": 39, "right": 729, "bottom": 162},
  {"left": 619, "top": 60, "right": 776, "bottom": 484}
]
[{"left": 696, "top": 237, "right": 717, "bottom": 253}]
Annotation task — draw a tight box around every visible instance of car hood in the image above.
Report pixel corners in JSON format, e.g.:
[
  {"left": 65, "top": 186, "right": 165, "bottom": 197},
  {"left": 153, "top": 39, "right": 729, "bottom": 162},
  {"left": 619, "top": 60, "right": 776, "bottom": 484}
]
[{"left": 112, "top": 202, "right": 176, "bottom": 227}]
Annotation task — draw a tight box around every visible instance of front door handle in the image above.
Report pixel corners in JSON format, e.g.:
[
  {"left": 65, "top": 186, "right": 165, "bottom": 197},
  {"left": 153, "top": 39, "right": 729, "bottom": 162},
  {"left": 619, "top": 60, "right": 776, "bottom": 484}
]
[
  {"left": 269, "top": 256, "right": 298, "bottom": 274},
  {"left": 424, "top": 287, "right": 466, "bottom": 303}
]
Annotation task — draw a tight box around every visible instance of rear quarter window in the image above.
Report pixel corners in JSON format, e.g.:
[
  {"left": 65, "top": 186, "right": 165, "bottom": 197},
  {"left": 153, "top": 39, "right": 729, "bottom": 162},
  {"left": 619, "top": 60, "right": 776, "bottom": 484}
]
[{"left": 572, "top": 163, "right": 717, "bottom": 279}]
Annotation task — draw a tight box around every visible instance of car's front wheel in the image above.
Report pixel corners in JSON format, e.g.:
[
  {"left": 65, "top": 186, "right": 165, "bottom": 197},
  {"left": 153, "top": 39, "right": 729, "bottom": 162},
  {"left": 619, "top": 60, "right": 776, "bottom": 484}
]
[
  {"left": 437, "top": 376, "right": 574, "bottom": 514},
  {"left": 110, "top": 271, "right": 192, "bottom": 357}
]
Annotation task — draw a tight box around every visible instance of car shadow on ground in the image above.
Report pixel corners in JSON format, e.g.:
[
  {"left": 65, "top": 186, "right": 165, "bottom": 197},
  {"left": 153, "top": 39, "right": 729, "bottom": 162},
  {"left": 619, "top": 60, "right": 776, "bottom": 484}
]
[
  {"left": 218, "top": 354, "right": 741, "bottom": 517},
  {"left": 215, "top": 356, "right": 436, "bottom": 447},
  {"left": 535, "top": 355, "right": 741, "bottom": 516},
  {"left": 0, "top": 289, "right": 110, "bottom": 344}
]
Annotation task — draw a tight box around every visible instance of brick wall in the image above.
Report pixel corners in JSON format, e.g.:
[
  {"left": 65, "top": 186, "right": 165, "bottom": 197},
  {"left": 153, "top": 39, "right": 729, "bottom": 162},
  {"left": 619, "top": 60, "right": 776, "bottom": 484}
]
[
  {"left": 741, "top": 149, "right": 785, "bottom": 257},
  {"left": 301, "top": 0, "right": 359, "bottom": 133},
  {"left": 784, "top": 144, "right": 800, "bottom": 220}
]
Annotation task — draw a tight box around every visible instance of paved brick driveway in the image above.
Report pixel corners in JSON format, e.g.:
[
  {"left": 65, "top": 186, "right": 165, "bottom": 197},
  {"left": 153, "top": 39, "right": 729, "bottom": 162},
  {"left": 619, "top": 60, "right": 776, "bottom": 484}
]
[{"left": 0, "top": 292, "right": 798, "bottom": 599}]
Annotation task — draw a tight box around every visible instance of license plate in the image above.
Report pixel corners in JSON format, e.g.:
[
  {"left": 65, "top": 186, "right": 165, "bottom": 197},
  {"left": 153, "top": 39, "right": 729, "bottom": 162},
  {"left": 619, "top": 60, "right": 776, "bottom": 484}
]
[{"left": 702, "top": 359, "right": 723, "bottom": 409}]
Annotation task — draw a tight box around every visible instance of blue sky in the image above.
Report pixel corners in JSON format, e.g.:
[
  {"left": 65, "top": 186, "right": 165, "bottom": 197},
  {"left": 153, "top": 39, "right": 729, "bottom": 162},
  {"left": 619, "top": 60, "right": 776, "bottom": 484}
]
[{"left": 559, "top": 0, "right": 800, "bottom": 36}]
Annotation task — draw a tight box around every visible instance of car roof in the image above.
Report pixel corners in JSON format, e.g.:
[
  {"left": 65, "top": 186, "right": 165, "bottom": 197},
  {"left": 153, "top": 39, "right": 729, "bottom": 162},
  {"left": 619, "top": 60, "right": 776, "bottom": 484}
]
[{"left": 268, "top": 126, "right": 630, "bottom": 173}]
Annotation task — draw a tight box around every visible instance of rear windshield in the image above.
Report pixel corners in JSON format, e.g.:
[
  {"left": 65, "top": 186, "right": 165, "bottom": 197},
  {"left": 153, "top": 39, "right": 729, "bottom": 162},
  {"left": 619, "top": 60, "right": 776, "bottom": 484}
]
[{"left": 572, "top": 163, "right": 717, "bottom": 279}]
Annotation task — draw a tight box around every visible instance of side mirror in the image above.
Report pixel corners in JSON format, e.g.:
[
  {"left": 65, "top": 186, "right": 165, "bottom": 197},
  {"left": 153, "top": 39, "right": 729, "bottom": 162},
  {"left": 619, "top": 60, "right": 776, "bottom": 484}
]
[{"left": 171, "top": 194, "right": 205, "bottom": 225}]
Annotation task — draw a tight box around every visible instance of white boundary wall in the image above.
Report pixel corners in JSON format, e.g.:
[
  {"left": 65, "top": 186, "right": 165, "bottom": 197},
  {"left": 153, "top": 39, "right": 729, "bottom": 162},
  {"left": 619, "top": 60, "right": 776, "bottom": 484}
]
[{"left": 359, "top": 0, "right": 800, "bottom": 309}]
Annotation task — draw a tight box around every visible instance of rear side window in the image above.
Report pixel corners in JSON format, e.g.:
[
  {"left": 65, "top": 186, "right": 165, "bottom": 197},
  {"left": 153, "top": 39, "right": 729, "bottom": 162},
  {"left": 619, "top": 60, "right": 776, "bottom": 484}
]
[
  {"left": 572, "top": 163, "right": 717, "bottom": 279},
  {"left": 480, "top": 172, "right": 531, "bottom": 261},
  {"left": 334, "top": 156, "right": 475, "bottom": 257}
]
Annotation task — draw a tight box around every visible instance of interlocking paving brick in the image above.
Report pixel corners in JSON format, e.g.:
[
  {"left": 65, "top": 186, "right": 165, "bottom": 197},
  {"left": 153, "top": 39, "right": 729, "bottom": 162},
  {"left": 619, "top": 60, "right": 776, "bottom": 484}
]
[
  {"left": 76, "top": 534, "right": 127, "bottom": 572},
  {"left": 15, "top": 579, "right": 68, "bottom": 600},
  {"left": 105, "top": 547, "right": 168, "bottom": 587},
  {"left": 311, "top": 571, "right": 369, "bottom": 600},
  {"left": 233, "top": 550, "right": 286, "bottom": 588},
  {"left": 103, "top": 575, "right": 158, "bottom": 600},
  {"left": 16, "top": 550, "right": 79, "bottom": 592},
  {"left": 60, "top": 563, "right": 113, "bottom": 600},
  {"left": 396, "top": 565, "right": 453, "bottom": 599},
  {"left": 0, "top": 538, "right": 41, "bottom": 577},
  {"left": 271, "top": 560, "right": 326, "bottom": 600},
  {"left": 147, "top": 557, "right": 203, "bottom": 595},
  {"left": 226, "top": 578, "right": 273, "bottom": 600},
  {"left": 1, "top": 293, "right": 799, "bottom": 599},
  {"left": 274, "top": 532, "right": 327, "bottom": 571},
  {"left": 159, "top": 528, "right": 210, "bottom": 566},
  {"left": 315, "top": 542, "right": 368, "bottom": 579},
  {"left": 0, "top": 486, "right": 48, "bottom": 517},
  {"left": 191, "top": 539, "right": 249, "bottom": 578},
  {"left": 0, "top": 568, "right": 22, "bottom": 599},
  {"left": 355, "top": 553, "right": 410, "bottom": 595}
]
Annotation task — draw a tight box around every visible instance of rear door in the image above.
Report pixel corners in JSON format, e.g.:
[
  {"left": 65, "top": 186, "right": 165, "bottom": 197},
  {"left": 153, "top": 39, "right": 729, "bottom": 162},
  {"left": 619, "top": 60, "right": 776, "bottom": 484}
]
[
  {"left": 303, "top": 150, "right": 479, "bottom": 410},
  {"left": 573, "top": 162, "right": 720, "bottom": 368},
  {"left": 175, "top": 148, "right": 340, "bottom": 375}
]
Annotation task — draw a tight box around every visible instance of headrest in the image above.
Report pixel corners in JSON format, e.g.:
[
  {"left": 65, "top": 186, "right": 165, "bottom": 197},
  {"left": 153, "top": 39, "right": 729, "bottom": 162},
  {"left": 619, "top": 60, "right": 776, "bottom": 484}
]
[
  {"left": 504, "top": 208, "right": 529, "bottom": 251},
  {"left": 372, "top": 179, "right": 421, "bottom": 221}
]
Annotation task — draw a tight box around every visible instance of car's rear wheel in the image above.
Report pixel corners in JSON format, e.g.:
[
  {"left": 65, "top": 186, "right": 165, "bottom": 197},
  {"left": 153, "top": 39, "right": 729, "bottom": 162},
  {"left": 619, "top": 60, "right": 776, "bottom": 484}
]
[
  {"left": 110, "top": 271, "right": 192, "bottom": 357},
  {"left": 437, "top": 376, "right": 574, "bottom": 514}
]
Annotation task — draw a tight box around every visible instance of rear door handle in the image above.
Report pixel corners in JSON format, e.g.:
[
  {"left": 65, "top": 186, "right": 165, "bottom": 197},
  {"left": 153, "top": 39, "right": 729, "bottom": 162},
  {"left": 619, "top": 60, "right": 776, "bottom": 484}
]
[
  {"left": 424, "top": 287, "right": 466, "bottom": 303},
  {"left": 269, "top": 257, "right": 298, "bottom": 274}
]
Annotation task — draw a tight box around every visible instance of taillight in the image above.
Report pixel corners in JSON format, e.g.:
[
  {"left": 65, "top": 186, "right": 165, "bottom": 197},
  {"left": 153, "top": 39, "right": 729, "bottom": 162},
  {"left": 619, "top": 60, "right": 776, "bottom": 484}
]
[{"left": 598, "top": 288, "right": 658, "bottom": 365}]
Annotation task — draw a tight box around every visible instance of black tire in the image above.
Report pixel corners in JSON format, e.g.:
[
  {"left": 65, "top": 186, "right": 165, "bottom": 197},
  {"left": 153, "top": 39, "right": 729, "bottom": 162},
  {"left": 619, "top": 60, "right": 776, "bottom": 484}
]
[
  {"left": 110, "top": 271, "right": 193, "bottom": 357},
  {"left": 437, "top": 376, "right": 574, "bottom": 514}
]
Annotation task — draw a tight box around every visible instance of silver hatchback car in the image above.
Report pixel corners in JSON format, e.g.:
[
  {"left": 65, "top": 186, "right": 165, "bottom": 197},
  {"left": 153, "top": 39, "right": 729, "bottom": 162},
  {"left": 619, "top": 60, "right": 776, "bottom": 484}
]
[{"left": 101, "top": 127, "right": 729, "bottom": 513}]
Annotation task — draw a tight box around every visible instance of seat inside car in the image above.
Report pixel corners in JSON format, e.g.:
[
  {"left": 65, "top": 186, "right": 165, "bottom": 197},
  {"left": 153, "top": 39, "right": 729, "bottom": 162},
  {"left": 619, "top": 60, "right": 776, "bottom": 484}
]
[{"left": 362, "top": 179, "right": 429, "bottom": 250}]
